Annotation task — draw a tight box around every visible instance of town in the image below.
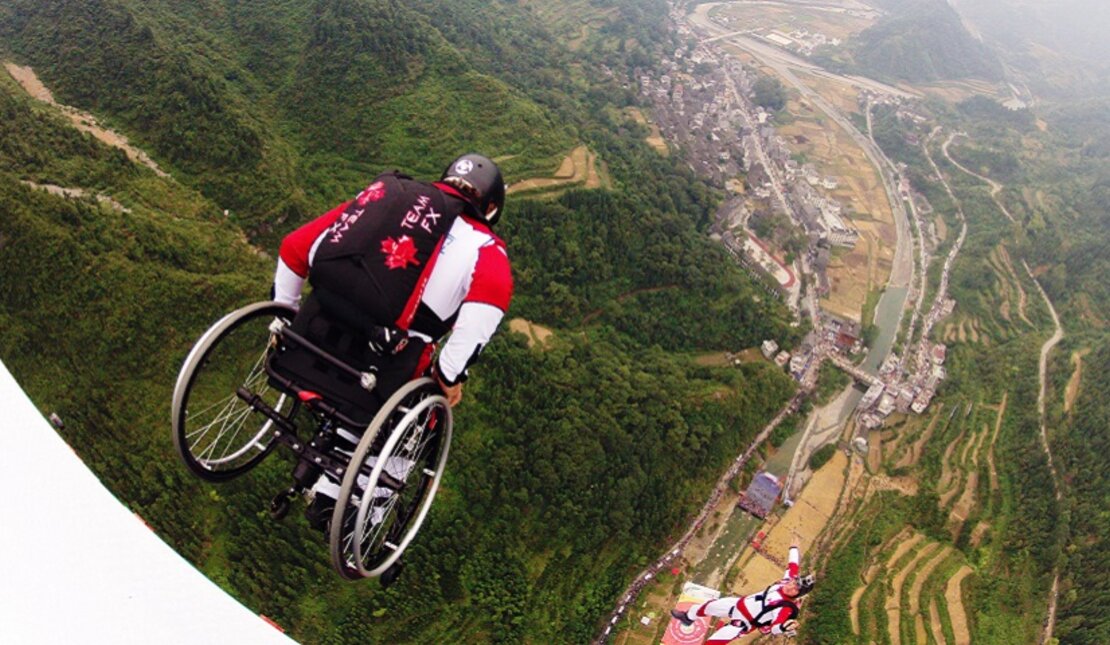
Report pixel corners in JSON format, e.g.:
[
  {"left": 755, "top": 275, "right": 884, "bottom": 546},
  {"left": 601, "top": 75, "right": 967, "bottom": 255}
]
[{"left": 632, "top": 7, "right": 959, "bottom": 435}]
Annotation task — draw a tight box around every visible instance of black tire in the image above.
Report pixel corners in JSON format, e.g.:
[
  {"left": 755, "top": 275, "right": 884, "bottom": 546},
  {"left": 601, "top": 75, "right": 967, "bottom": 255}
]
[
  {"left": 329, "top": 377, "right": 452, "bottom": 579},
  {"left": 172, "top": 301, "right": 297, "bottom": 482}
]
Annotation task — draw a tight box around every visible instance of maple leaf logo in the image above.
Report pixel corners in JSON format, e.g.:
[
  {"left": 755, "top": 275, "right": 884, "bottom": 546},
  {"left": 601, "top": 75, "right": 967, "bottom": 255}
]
[
  {"left": 357, "top": 181, "right": 386, "bottom": 206},
  {"left": 381, "top": 235, "right": 420, "bottom": 270}
]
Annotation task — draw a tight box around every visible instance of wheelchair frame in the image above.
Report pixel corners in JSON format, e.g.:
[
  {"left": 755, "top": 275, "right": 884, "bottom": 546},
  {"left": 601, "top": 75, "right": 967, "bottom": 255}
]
[{"left": 171, "top": 301, "right": 452, "bottom": 581}]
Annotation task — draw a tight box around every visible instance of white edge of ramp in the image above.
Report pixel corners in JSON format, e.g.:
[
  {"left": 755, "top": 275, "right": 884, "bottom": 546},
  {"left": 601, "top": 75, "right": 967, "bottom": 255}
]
[{"left": 0, "top": 359, "right": 297, "bottom": 644}]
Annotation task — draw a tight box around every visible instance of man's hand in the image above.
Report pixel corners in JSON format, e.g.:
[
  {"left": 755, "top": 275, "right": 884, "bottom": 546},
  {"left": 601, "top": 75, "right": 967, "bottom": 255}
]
[
  {"left": 437, "top": 375, "right": 463, "bottom": 407},
  {"left": 781, "top": 619, "right": 799, "bottom": 637}
]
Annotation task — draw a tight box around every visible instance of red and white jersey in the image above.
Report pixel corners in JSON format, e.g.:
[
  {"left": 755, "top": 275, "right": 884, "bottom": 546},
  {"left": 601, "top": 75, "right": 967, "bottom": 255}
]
[
  {"left": 685, "top": 545, "right": 802, "bottom": 644},
  {"left": 736, "top": 545, "right": 800, "bottom": 634},
  {"left": 273, "top": 188, "right": 512, "bottom": 384}
]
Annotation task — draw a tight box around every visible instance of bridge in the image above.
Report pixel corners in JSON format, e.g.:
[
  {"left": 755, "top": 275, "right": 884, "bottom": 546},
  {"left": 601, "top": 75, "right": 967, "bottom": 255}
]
[{"left": 826, "top": 352, "right": 882, "bottom": 388}]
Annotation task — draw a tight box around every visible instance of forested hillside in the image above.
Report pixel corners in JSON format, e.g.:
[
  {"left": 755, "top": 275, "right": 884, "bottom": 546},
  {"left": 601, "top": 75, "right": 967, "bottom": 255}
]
[
  {"left": 850, "top": 0, "right": 1003, "bottom": 83},
  {"left": 1053, "top": 343, "right": 1110, "bottom": 644},
  {"left": 0, "top": 0, "right": 575, "bottom": 235},
  {"left": 800, "top": 70, "right": 1108, "bottom": 641},
  {"left": 0, "top": 0, "right": 801, "bottom": 642}
]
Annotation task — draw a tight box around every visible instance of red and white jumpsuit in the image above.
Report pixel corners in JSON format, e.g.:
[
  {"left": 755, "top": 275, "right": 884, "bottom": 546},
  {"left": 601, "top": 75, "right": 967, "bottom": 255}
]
[
  {"left": 680, "top": 546, "right": 802, "bottom": 642},
  {"left": 272, "top": 181, "right": 513, "bottom": 388}
]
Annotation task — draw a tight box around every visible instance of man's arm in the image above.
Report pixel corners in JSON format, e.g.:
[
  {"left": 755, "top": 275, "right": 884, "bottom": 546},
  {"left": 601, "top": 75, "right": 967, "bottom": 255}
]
[
  {"left": 435, "top": 302, "right": 505, "bottom": 405},
  {"left": 769, "top": 617, "right": 799, "bottom": 636},
  {"left": 434, "top": 241, "right": 512, "bottom": 405},
  {"left": 272, "top": 201, "right": 351, "bottom": 308}
]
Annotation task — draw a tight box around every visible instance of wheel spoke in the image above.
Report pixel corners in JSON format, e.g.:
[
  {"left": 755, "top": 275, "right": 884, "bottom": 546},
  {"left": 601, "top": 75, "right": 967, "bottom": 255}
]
[
  {"left": 175, "top": 303, "right": 295, "bottom": 481},
  {"left": 187, "top": 391, "right": 244, "bottom": 451},
  {"left": 328, "top": 380, "right": 451, "bottom": 578}
]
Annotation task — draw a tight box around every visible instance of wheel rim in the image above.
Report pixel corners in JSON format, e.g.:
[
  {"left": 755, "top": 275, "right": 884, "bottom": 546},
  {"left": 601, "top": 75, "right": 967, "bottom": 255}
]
[
  {"left": 184, "top": 345, "right": 283, "bottom": 468},
  {"left": 172, "top": 302, "right": 295, "bottom": 480},
  {"left": 352, "top": 394, "right": 447, "bottom": 575},
  {"left": 330, "top": 379, "right": 452, "bottom": 578}
]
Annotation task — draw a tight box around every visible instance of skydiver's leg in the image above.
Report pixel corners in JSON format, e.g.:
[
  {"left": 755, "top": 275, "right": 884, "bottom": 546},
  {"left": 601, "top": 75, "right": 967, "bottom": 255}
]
[
  {"left": 704, "top": 621, "right": 747, "bottom": 645},
  {"left": 681, "top": 597, "right": 742, "bottom": 620}
]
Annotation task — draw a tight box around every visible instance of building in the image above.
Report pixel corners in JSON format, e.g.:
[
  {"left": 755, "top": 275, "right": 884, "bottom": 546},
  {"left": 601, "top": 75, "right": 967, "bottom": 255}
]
[
  {"left": 774, "top": 351, "right": 791, "bottom": 367},
  {"left": 827, "top": 227, "right": 860, "bottom": 247},
  {"left": 858, "top": 412, "right": 883, "bottom": 430},
  {"left": 789, "top": 353, "right": 808, "bottom": 377},
  {"left": 739, "top": 471, "right": 783, "bottom": 518},
  {"left": 911, "top": 389, "right": 934, "bottom": 414},
  {"left": 860, "top": 382, "right": 885, "bottom": 409},
  {"left": 896, "top": 388, "right": 916, "bottom": 413},
  {"left": 877, "top": 392, "right": 897, "bottom": 417},
  {"left": 761, "top": 339, "right": 780, "bottom": 359},
  {"left": 747, "top": 162, "right": 771, "bottom": 192}
]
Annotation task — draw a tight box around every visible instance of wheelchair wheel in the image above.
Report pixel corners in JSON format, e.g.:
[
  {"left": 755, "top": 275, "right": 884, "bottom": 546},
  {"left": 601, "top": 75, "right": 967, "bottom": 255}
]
[
  {"left": 329, "top": 377, "right": 452, "bottom": 579},
  {"left": 172, "top": 301, "right": 297, "bottom": 482}
]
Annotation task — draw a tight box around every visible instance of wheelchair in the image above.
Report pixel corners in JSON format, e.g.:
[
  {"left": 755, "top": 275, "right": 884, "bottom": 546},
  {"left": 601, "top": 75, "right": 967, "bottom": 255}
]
[{"left": 171, "top": 300, "right": 453, "bottom": 582}]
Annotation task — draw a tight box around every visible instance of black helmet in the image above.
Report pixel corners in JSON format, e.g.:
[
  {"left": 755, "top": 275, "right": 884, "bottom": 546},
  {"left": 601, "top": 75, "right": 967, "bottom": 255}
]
[
  {"left": 795, "top": 573, "right": 816, "bottom": 597},
  {"left": 440, "top": 153, "right": 506, "bottom": 226}
]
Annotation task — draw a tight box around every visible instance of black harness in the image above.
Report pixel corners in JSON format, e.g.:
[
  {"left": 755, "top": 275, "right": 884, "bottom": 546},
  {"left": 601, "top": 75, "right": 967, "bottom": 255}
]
[{"left": 748, "top": 583, "right": 799, "bottom": 627}]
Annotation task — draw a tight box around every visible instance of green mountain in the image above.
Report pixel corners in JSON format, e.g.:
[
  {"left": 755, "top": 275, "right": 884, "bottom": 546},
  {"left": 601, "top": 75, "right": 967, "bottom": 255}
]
[
  {"left": 802, "top": 51, "right": 1110, "bottom": 643},
  {"left": 852, "top": 0, "right": 1004, "bottom": 83},
  {"left": 0, "top": 1, "right": 800, "bottom": 642},
  {"left": 0, "top": 0, "right": 575, "bottom": 235}
]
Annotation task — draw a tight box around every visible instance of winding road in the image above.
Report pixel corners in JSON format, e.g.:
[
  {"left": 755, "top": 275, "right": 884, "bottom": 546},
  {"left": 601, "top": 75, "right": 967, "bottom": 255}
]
[
  {"left": 941, "top": 129, "right": 1064, "bottom": 645},
  {"left": 940, "top": 132, "right": 1016, "bottom": 223},
  {"left": 1024, "top": 258, "right": 1063, "bottom": 645}
]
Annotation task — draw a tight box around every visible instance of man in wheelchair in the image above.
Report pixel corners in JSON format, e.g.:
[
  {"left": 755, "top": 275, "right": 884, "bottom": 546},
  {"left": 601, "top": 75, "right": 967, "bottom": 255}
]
[
  {"left": 172, "top": 154, "right": 512, "bottom": 580},
  {"left": 269, "top": 153, "right": 513, "bottom": 533}
]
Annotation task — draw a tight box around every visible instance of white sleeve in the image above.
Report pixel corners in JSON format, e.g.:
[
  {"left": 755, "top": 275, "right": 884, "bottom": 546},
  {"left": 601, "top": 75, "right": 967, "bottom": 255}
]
[
  {"left": 436, "top": 302, "right": 504, "bottom": 385},
  {"left": 273, "top": 258, "right": 306, "bottom": 309},
  {"left": 769, "top": 616, "right": 795, "bottom": 635},
  {"left": 786, "top": 545, "right": 800, "bottom": 578}
]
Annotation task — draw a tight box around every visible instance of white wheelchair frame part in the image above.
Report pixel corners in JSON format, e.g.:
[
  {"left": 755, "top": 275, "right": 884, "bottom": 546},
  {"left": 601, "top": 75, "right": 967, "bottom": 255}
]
[{"left": 172, "top": 301, "right": 455, "bottom": 580}]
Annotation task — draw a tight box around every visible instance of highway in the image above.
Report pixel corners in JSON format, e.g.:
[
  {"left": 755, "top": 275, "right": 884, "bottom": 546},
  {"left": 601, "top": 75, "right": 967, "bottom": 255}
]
[
  {"left": 594, "top": 4, "right": 929, "bottom": 640},
  {"left": 689, "top": 2, "right": 915, "bottom": 294}
]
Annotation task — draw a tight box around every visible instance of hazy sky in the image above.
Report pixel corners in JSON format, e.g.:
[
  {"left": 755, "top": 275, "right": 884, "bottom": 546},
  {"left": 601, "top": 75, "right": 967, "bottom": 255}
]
[{"left": 950, "top": 0, "right": 1110, "bottom": 62}]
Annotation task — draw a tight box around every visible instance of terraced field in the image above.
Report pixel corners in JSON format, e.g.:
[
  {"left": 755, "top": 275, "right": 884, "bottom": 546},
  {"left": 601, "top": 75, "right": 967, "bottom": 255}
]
[
  {"left": 625, "top": 107, "right": 669, "bottom": 155},
  {"left": 825, "top": 385, "right": 1012, "bottom": 644},
  {"left": 518, "top": 0, "right": 618, "bottom": 48},
  {"left": 848, "top": 529, "right": 972, "bottom": 645},
  {"left": 507, "top": 144, "right": 610, "bottom": 197}
]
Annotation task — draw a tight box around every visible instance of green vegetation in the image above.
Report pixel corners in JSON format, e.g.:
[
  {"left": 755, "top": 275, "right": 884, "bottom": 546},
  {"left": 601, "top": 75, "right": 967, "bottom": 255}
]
[
  {"left": 753, "top": 74, "right": 787, "bottom": 112},
  {"left": 1053, "top": 344, "right": 1110, "bottom": 644},
  {"left": 814, "top": 360, "right": 851, "bottom": 405},
  {"left": 0, "top": 0, "right": 575, "bottom": 237},
  {"left": 0, "top": 1, "right": 804, "bottom": 642},
  {"left": 769, "top": 410, "right": 803, "bottom": 448},
  {"left": 808, "top": 443, "right": 837, "bottom": 470},
  {"left": 803, "top": 492, "right": 911, "bottom": 643},
  {"left": 3, "top": 0, "right": 1107, "bottom": 642}
]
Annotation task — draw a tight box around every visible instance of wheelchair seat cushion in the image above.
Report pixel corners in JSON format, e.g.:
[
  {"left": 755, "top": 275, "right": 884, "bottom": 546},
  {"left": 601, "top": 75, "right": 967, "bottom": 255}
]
[{"left": 268, "top": 294, "right": 428, "bottom": 429}]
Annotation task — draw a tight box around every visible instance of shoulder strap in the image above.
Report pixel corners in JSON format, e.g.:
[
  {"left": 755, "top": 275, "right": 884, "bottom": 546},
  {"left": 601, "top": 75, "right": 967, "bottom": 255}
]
[{"left": 750, "top": 584, "right": 799, "bottom": 626}]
